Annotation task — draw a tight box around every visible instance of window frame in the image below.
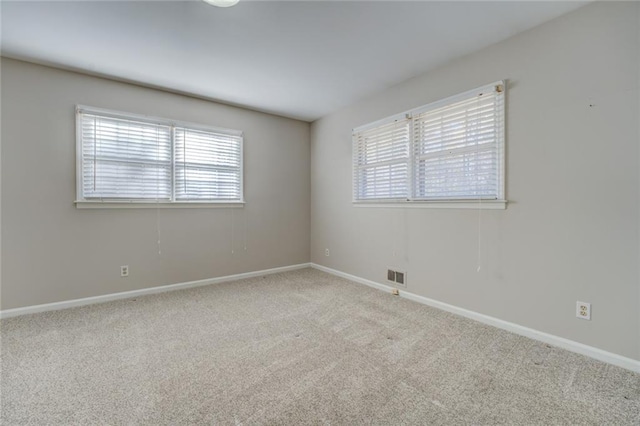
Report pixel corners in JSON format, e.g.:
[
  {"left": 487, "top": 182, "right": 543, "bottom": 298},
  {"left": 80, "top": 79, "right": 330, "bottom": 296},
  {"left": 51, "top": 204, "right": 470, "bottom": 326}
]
[
  {"left": 352, "top": 81, "right": 507, "bottom": 209},
  {"left": 75, "top": 105, "right": 244, "bottom": 209},
  {"left": 352, "top": 113, "right": 411, "bottom": 202}
]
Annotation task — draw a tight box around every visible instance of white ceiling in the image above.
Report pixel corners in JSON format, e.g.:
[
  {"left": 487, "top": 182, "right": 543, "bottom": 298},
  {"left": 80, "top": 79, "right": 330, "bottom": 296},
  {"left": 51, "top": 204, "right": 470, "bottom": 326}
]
[{"left": 1, "top": 0, "right": 586, "bottom": 121}]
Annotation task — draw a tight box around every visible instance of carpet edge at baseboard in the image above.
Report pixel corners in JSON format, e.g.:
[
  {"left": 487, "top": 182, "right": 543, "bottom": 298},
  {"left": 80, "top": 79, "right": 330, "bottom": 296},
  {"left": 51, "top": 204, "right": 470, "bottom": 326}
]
[
  {"left": 0, "top": 263, "right": 312, "bottom": 319},
  {"left": 310, "top": 263, "right": 640, "bottom": 374}
]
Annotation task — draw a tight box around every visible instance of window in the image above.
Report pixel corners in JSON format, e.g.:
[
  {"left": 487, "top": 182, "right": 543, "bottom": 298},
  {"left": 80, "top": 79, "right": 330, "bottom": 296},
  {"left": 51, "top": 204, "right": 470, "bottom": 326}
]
[
  {"left": 352, "top": 118, "right": 411, "bottom": 200},
  {"left": 353, "top": 82, "right": 505, "bottom": 208},
  {"left": 76, "top": 106, "right": 243, "bottom": 206}
]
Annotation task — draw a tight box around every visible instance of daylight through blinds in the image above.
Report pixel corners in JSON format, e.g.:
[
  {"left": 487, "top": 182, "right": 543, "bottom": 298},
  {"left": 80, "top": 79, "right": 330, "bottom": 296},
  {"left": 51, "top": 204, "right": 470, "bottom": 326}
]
[
  {"left": 352, "top": 82, "right": 505, "bottom": 202},
  {"left": 78, "top": 108, "right": 243, "bottom": 203}
]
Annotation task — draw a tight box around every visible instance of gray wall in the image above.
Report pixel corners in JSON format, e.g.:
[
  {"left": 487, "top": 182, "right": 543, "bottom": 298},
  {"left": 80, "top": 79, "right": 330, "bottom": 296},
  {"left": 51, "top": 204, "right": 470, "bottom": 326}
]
[
  {"left": 310, "top": 2, "right": 640, "bottom": 360},
  {"left": 1, "top": 58, "right": 310, "bottom": 310}
]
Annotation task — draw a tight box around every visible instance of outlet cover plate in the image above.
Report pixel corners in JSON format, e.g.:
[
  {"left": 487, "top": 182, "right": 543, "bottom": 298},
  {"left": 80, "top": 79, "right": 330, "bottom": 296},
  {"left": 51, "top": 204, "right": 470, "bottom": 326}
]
[{"left": 576, "top": 301, "right": 591, "bottom": 320}]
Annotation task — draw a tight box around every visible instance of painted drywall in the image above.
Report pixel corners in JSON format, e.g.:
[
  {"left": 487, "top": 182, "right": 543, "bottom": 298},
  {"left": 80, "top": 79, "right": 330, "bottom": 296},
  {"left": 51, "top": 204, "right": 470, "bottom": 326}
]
[
  {"left": 638, "top": 0, "right": 640, "bottom": 360},
  {"left": 311, "top": 2, "right": 640, "bottom": 360},
  {"left": 1, "top": 58, "right": 310, "bottom": 310}
]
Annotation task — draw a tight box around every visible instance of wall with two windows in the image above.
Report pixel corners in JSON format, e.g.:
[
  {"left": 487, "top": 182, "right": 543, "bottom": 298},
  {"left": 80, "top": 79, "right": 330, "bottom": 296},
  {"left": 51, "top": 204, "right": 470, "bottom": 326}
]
[
  {"left": 311, "top": 1, "right": 640, "bottom": 360},
  {"left": 0, "top": 57, "right": 311, "bottom": 310}
]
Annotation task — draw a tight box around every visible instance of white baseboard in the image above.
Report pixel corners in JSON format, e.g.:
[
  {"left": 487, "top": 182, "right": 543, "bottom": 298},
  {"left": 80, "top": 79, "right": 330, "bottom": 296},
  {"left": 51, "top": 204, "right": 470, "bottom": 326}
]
[
  {"left": 4, "top": 261, "right": 638, "bottom": 373},
  {"left": 0, "top": 263, "right": 311, "bottom": 319},
  {"left": 310, "top": 263, "right": 640, "bottom": 373}
]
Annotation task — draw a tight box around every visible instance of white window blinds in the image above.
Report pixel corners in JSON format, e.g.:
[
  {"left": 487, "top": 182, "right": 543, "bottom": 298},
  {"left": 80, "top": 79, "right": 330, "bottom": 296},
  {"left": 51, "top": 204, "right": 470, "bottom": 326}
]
[
  {"left": 412, "top": 85, "right": 504, "bottom": 200},
  {"left": 80, "top": 114, "right": 172, "bottom": 200},
  {"left": 352, "top": 118, "right": 410, "bottom": 200},
  {"left": 174, "top": 128, "right": 242, "bottom": 201},
  {"left": 77, "top": 106, "right": 243, "bottom": 204},
  {"left": 352, "top": 81, "right": 505, "bottom": 204}
]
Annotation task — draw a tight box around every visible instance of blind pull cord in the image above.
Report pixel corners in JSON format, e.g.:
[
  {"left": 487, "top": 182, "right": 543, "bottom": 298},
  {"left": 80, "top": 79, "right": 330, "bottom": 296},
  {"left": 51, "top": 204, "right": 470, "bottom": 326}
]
[
  {"left": 244, "top": 208, "right": 248, "bottom": 251},
  {"left": 231, "top": 208, "right": 235, "bottom": 255},
  {"left": 156, "top": 126, "right": 162, "bottom": 255},
  {"left": 403, "top": 207, "right": 409, "bottom": 263},
  {"left": 156, "top": 207, "right": 162, "bottom": 256},
  {"left": 477, "top": 198, "right": 482, "bottom": 273},
  {"left": 392, "top": 209, "right": 397, "bottom": 259}
]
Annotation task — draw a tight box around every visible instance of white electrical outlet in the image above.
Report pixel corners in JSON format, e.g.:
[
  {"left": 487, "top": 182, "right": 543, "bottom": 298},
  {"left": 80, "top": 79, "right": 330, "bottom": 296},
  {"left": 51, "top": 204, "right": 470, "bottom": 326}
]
[
  {"left": 325, "top": 248, "right": 330, "bottom": 257},
  {"left": 576, "top": 301, "right": 591, "bottom": 320},
  {"left": 121, "top": 265, "right": 129, "bottom": 277}
]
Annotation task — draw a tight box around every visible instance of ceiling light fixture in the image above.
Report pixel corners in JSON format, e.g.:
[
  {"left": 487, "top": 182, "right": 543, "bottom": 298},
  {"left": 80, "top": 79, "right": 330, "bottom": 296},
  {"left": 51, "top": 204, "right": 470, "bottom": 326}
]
[{"left": 202, "top": 0, "right": 239, "bottom": 7}]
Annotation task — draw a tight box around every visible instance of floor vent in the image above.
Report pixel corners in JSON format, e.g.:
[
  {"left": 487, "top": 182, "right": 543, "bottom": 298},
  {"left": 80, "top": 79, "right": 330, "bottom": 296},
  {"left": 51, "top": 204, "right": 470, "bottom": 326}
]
[{"left": 387, "top": 269, "right": 407, "bottom": 287}]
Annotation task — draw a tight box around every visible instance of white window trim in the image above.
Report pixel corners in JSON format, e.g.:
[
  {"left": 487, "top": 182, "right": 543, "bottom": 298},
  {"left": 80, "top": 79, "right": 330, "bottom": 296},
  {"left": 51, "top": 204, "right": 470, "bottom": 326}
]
[
  {"left": 75, "top": 201, "right": 244, "bottom": 209},
  {"left": 352, "top": 81, "right": 507, "bottom": 209},
  {"left": 353, "top": 200, "right": 507, "bottom": 210},
  {"left": 75, "top": 105, "right": 244, "bottom": 208}
]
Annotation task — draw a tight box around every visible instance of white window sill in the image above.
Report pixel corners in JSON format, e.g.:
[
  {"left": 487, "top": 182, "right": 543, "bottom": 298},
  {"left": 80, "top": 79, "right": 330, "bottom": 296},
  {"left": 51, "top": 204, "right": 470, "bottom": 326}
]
[
  {"left": 75, "top": 201, "right": 245, "bottom": 209},
  {"left": 353, "top": 200, "right": 508, "bottom": 210}
]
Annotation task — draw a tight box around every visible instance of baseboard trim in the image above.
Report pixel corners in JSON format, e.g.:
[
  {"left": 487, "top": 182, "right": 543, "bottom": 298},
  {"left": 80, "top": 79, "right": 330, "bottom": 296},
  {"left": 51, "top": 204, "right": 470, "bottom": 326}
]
[
  {"left": 310, "top": 263, "right": 640, "bottom": 373},
  {"left": 0, "top": 263, "right": 312, "bottom": 319}
]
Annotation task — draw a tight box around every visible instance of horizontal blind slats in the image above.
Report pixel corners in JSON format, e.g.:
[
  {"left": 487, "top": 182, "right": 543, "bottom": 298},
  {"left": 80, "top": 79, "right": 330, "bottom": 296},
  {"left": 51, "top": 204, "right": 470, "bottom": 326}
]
[
  {"left": 412, "top": 86, "right": 504, "bottom": 200},
  {"left": 352, "top": 82, "right": 504, "bottom": 202},
  {"left": 79, "top": 110, "right": 243, "bottom": 203},
  {"left": 353, "top": 119, "right": 410, "bottom": 200},
  {"left": 174, "top": 128, "right": 242, "bottom": 201},
  {"left": 81, "top": 113, "right": 172, "bottom": 199}
]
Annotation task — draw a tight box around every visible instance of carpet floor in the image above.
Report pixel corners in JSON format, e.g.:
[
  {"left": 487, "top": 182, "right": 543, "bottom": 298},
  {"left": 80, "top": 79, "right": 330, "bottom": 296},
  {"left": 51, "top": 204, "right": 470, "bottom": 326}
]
[{"left": 1, "top": 268, "right": 639, "bottom": 425}]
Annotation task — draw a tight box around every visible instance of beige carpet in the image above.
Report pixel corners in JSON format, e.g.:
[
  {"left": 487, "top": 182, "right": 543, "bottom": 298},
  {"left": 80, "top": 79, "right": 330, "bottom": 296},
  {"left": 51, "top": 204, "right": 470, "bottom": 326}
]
[{"left": 1, "top": 268, "right": 639, "bottom": 425}]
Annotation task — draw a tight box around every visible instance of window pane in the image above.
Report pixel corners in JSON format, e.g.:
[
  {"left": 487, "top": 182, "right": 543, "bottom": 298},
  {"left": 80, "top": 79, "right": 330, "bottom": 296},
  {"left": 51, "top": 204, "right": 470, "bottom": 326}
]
[
  {"left": 352, "top": 82, "right": 504, "bottom": 203},
  {"left": 78, "top": 109, "right": 244, "bottom": 204},
  {"left": 81, "top": 113, "right": 172, "bottom": 200},
  {"left": 412, "top": 88, "right": 503, "bottom": 200},
  {"left": 352, "top": 119, "right": 410, "bottom": 201},
  {"left": 174, "top": 128, "right": 242, "bottom": 201}
]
